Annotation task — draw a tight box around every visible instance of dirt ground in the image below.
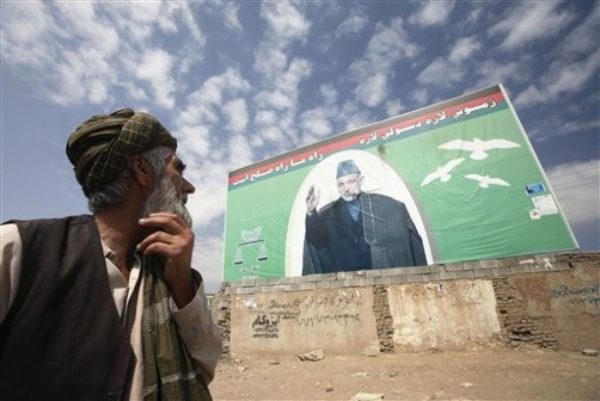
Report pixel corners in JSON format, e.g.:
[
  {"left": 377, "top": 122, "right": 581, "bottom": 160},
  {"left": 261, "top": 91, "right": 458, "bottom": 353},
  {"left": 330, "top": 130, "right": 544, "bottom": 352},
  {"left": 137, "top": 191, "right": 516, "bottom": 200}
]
[{"left": 210, "top": 347, "right": 599, "bottom": 401}]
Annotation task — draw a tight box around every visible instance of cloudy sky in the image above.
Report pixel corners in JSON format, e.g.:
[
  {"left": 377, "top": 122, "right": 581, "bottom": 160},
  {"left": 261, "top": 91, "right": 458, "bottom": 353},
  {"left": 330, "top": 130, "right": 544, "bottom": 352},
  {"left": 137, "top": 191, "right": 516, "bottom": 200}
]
[{"left": 1, "top": 0, "right": 598, "bottom": 292}]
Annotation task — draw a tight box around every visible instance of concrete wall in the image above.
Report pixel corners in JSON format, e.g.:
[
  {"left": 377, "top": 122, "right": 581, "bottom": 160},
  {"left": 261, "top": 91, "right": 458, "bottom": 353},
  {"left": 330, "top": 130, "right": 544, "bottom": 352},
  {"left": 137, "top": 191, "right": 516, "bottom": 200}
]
[
  {"left": 229, "top": 288, "right": 379, "bottom": 356},
  {"left": 212, "top": 252, "right": 599, "bottom": 356},
  {"left": 388, "top": 280, "right": 501, "bottom": 350},
  {"left": 504, "top": 261, "right": 599, "bottom": 350}
]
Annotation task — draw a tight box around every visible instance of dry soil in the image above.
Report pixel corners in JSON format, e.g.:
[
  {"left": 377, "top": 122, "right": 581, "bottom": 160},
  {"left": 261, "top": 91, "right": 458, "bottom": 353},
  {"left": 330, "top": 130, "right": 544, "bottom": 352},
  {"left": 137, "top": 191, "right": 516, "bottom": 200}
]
[{"left": 210, "top": 348, "right": 599, "bottom": 401}]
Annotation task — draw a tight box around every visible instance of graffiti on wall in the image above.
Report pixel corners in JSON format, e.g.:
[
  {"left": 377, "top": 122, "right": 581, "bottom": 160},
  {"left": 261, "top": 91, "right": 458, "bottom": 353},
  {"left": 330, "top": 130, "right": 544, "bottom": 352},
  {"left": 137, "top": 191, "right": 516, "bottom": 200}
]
[
  {"left": 551, "top": 284, "right": 600, "bottom": 306},
  {"left": 244, "top": 290, "right": 364, "bottom": 340}
]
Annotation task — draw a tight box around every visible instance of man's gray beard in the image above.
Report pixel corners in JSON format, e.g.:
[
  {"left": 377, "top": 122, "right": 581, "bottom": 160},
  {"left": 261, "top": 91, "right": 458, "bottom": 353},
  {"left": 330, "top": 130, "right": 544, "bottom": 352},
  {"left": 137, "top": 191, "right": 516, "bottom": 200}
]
[
  {"left": 143, "top": 174, "right": 193, "bottom": 228},
  {"left": 341, "top": 194, "right": 357, "bottom": 202}
]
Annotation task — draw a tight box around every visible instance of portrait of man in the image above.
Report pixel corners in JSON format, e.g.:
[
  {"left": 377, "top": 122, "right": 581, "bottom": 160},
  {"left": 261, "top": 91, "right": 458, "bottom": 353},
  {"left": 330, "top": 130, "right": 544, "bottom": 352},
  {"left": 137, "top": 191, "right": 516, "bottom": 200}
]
[{"left": 303, "top": 159, "right": 427, "bottom": 275}]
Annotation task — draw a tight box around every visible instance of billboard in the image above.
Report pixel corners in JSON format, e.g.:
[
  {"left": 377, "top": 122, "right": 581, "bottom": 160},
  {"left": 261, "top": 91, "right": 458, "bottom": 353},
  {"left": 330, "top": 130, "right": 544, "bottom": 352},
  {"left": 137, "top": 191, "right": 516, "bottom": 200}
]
[{"left": 224, "top": 85, "right": 577, "bottom": 281}]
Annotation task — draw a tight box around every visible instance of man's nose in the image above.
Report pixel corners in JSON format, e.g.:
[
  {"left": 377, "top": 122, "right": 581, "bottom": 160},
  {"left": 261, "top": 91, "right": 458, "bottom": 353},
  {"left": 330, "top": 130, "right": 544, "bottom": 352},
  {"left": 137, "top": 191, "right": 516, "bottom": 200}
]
[{"left": 183, "top": 177, "right": 195, "bottom": 194}]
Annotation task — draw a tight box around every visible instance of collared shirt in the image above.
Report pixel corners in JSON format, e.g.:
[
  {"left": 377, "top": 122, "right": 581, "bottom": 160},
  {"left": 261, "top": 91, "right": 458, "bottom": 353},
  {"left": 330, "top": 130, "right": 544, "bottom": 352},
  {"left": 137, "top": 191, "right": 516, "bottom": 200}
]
[{"left": 0, "top": 223, "right": 222, "bottom": 400}]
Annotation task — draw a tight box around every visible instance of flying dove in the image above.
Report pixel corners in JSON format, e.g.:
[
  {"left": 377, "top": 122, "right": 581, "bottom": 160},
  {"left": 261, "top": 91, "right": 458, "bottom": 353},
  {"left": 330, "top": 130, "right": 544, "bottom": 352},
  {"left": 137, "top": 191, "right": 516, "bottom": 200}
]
[
  {"left": 421, "top": 158, "right": 465, "bottom": 187},
  {"left": 465, "top": 174, "right": 510, "bottom": 188},
  {"left": 438, "top": 138, "right": 520, "bottom": 160}
]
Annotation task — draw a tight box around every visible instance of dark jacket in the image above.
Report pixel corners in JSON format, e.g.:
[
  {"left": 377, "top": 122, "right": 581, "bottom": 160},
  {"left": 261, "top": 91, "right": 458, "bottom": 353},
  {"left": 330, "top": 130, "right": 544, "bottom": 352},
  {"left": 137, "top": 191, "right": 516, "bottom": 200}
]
[
  {"left": 0, "top": 215, "right": 134, "bottom": 401},
  {"left": 303, "top": 193, "right": 427, "bottom": 275}
]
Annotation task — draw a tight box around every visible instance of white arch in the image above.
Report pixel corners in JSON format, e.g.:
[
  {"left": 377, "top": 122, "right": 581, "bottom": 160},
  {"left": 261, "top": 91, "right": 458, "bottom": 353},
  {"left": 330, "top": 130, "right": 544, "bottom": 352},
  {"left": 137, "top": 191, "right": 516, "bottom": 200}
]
[{"left": 285, "top": 150, "right": 432, "bottom": 277}]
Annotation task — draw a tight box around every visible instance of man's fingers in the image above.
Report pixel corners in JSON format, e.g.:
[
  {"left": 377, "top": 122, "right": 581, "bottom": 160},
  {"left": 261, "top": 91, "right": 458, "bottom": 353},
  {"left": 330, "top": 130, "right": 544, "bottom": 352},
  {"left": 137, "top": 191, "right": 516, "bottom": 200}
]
[
  {"left": 141, "top": 242, "right": 178, "bottom": 258},
  {"left": 137, "top": 231, "right": 174, "bottom": 254},
  {"left": 139, "top": 214, "right": 186, "bottom": 234}
]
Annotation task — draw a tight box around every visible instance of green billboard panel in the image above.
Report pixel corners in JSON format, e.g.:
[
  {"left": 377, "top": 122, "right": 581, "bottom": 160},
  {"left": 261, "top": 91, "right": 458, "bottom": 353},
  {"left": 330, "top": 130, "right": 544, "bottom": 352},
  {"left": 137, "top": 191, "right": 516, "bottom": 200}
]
[{"left": 224, "top": 85, "right": 578, "bottom": 281}]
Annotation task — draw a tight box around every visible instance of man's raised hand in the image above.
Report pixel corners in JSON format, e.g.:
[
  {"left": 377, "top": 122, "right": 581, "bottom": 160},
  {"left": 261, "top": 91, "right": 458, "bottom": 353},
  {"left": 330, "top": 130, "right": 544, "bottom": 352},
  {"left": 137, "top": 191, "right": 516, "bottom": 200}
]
[
  {"left": 306, "top": 185, "right": 320, "bottom": 215},
  {"left": 137, "top": 212, "right": 195, "bottom": 307}
]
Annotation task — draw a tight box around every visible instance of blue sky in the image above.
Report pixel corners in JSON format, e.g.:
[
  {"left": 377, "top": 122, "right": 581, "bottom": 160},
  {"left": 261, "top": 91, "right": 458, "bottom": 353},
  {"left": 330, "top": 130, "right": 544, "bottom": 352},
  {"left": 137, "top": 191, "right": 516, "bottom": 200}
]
[{"left": 1, "top": 0, "right": 598, "bottom": 292}]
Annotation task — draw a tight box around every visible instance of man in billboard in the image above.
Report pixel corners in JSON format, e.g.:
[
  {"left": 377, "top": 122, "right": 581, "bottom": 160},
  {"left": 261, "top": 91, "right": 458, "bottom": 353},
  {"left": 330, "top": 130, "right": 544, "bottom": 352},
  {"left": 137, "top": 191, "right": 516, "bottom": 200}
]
[{"left": 303, "top": 159, "right": 426, "bottom": 275}]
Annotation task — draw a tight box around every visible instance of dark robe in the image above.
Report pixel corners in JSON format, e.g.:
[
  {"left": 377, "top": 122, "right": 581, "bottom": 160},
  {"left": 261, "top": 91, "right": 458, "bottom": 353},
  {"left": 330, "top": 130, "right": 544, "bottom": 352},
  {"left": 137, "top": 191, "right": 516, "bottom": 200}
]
[
  {"left": 0, "top": 216, "right": 134, "bottom": 401},
  {"left": 303, "top": 193, "right": 426, "bottom": 275}
]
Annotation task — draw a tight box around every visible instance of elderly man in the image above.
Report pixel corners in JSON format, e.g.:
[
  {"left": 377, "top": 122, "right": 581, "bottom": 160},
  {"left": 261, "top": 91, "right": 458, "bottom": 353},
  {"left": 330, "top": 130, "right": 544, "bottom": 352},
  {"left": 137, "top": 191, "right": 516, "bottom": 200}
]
[
  {"left": 0, "top": 109, "right": 221, "bottom": 400},
  {"left": 303, "top": 159, "right": 427, "bottom": 275}
]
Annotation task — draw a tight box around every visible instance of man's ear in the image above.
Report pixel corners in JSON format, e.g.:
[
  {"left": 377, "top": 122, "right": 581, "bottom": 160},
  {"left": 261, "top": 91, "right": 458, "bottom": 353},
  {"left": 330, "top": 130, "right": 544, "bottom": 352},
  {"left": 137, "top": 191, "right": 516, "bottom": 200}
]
[{"left": 129, "top": 155, "right": 154, "bottom": 189}]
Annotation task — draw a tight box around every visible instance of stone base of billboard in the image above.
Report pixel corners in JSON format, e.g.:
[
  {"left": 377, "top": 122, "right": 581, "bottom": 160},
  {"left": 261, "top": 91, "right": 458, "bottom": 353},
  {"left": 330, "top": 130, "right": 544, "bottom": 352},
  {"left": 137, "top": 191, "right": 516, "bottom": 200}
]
[
  {"left": 388, "top": 280, "right": 501, "bottom": 350},
  {"left": 213, "top": 252, "right": 599, "bottom": 358},
  {"left": 229, "top": 288, "right": 380, "bottom": 356}
]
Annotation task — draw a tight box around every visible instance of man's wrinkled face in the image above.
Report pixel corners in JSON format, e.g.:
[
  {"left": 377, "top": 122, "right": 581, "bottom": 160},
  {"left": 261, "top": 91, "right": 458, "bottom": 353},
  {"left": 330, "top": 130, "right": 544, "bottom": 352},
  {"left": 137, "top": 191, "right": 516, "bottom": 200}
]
[
  {"left": 337, "top": 173, "right": 362, "bottom": 201},
  {"left": 143, "top": 153, "right": 195, "bottom": 227}
]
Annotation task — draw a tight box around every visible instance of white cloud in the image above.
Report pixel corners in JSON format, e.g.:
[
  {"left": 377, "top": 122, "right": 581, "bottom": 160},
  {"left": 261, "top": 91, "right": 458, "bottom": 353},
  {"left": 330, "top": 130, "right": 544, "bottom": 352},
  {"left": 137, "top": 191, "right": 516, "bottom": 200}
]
[
  {"left": 176, "top": 69, "right": 250, "bottom": 153},
  {"left": 412, "top": 88, "right": 430, "bottom": 106},
  {"left": 349, "top": 17, "right": 419, "bottom": 107},
  {"left": 254, "top": 47, "right": 289, "bottom": 78},
  {"left": 227, "top": 134, "right": 255, "bottom": 170},
  {"left": 200, "top": 0, "right": 243, "bottom": 32},
  {"left": 547, "top": 159, "right": 600, "bottom": 228},
  {"left": 335, "top": 8, "right": 369, "bottom": 37},
  {"left": 259, "top": 1, "right": 311, "bottom": 47},
  {"left": 223, "top": 3, "right": 243, "bottom": 31},
  {"left": 300, "top": 108, "right": 333, "bottom": 140},
  {"left": 135, "top": 49, "right": 176, "bottom": 109},
  {"left": 54, "top": 2, "right": 119, "bottom": 54},
  {"left": 556, "top": 1, "right": 599, "bottom": 56},
  {"left": 88, "top": 79, "right": 109, "bottom": 104},
  {"left": 172, "top": 68, "right": 252, "bottom": 235},
  {"left": 192, "top": 235, "right": 224, "bottom": 293},
  {"left": 255, "top": 110, "right": 278, "bottom": 126},
  {"left": 177, "top": 125, "right": 211, "bottom": 158},
  {"left": 1, "top": 1, "right": 54, "bottom": 69},
  {"left": 320, "top": 84, "right": 338, "bottom": 105},
  {"left": 490, "top": 1, "right": 575, "bottom": 50},
  {"left": 449, "top": 36, "right": 480, "bottom": 64},
  {"left": 1, "top": 1, "right": 119, "bottom": 106},
  {"left": 464, "top": 6, "right": 484, "bottom": 25},
  {"left": 339, "top": 101, "right": 373, "bottom": 132},
  {"left": 122, "top": 83, "right": 149, "bottom": 102},
  {"left": 418, "top": 36, "right": 480, "bottom": 87},
  {"left": 385, "top": 99, "right": 406, "bottom": 116},
  {"left": 185, "top": 162, "right": 229, "bottom": 227},
  {"left": 514, "top": 51, "right": 600, "bottom": 107},
  {"left": 350, "top": 17, "right": 419, "bottom": 77},
  {"left": 468, "top": 60, "right": 530, "bottom": 91},
  {"left": 254, "top": 57, "right": 313, "bottom": 145},
  {"left": 188, "top": 68, "right": 251, "bottom": 112},
  {"left": 417, "top": 57, "right": 459, "bottom": 86},
  {"left": 176, "top": 2, "right": 205, "bottom": 44},
  {"left": 223, "top": 98, "right": 249, "bottom": 134},
  {"left": 354, "top": 72, "right": 388, "bottom": 107},
  {"left": 410, "top": 0, "right": 456, "bottom": 27},
  {"left": 255, "top": 90, "right": 293, "bottom": 111},
  {"left": 526, "top": 115, "right": 600, "bottom": 141},
  {"left": 0, "top": 1, "right": 206, "bottom": 109}
]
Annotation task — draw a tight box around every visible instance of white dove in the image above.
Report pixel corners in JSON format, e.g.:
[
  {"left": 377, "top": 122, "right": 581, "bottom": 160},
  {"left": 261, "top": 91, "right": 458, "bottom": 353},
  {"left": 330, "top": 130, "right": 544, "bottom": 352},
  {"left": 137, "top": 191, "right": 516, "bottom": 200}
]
[
  {"left": 438, "top": 137, "right": 520, "bottom": 160},
  {"left": 465, "top": 174, "right": 510, "bottom": 188},
  {"left": 421, "top": 158, "right": 465, "bottom": 187}
]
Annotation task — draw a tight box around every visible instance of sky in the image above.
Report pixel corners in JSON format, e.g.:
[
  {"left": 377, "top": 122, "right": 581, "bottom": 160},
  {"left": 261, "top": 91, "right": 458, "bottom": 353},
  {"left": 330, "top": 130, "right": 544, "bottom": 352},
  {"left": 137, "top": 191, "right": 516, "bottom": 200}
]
[{"left": 1, "top": 0, "right": 598, "bottom": 292}]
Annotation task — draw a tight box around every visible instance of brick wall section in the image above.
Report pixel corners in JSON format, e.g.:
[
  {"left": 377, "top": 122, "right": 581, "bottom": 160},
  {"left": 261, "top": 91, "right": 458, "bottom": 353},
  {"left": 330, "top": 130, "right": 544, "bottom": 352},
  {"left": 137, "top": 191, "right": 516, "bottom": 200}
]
[
  {"left": 557, "top": 252, "right": 600, "bottom": 266},
  {"left": 492, "top": 278, "right": 559, "bottom": 349},
  {"left": 212, "top": 251, "right": 597, "bottom": 357},
  {"left": 372, "top": 285, "right": 395, "bottom": 352},
  {"left": 224, "top": 252, "right": 573, "bottom": 296},
  {"left": 212, "top": 282, "right": 232, "bottom": 358}
]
